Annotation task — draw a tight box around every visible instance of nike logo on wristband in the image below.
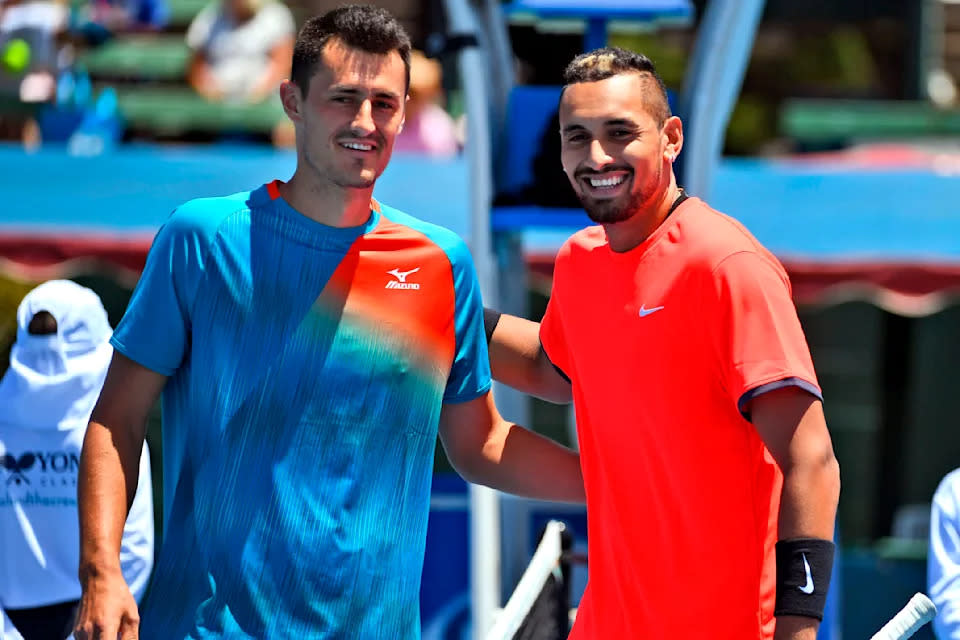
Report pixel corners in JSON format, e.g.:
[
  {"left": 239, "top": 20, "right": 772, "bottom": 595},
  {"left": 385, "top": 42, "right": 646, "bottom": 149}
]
[{"left": 799, "top": 553, "right": 815, "bottom": 594}]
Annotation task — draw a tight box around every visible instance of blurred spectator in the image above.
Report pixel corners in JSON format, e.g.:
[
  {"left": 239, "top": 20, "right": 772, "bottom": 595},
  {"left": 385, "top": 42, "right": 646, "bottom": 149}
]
[
  {"left": 185, "top": 0, "right": 294, "bottom": 103},
  {"left": 393, "top": 49, "right": 459, "bottom": 157},
  {"left": 0, "top": 280, "right": 153, "bottom": 640},
  {"left": 70, "top": 0, "right": 169, "bottom": 46},
  {"left": 929, "top": 467, "right": 960, "bottom": 639},
  {"left": 0, "top": 0, "right": 68, "bottom": 103}
]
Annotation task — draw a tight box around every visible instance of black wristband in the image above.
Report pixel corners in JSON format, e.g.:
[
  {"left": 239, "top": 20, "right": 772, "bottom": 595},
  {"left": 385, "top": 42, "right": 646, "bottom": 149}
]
[
  {"left": 483, "top": 308, "right": 502, "bottom": 344},
  {"left": 774, "top": 538, "right": 835, "bottom": 621}
]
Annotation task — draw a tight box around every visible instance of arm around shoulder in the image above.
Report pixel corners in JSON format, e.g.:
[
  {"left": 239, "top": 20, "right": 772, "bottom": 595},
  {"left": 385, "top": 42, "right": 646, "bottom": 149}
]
[
  {"left": 438, "top": 390, "right": 584, "bottom": 504},
  {"left": 485, "top": 310, "right": 572, "bottom": 404}
]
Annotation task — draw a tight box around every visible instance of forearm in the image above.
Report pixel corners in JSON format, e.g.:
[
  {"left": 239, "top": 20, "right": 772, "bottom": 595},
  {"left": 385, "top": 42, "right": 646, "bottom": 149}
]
[
  {"left": 778, "top": 450, "right": 840, "bottom": 540},
  {"left": 78, "top": 419, "right": 144, "bottom": 578},
  {"left": 774, "top": 450, "right": 840, "bottom": 640},
  {"left": 454, "top": 419, "right": 584, "bottom": 503},
  {"left": 187, "top": 58, "right": 222, "bottom": 99}
]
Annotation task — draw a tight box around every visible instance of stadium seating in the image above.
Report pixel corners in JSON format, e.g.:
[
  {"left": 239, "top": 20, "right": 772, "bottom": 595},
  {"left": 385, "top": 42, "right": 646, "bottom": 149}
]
[
  {"left": 781, "top": 98, "right": 960, "bottom": 147},
  {"left": 72, "top": 0, "right": 429, "bottom": 140},
  {"left": 114, "top": 86, "right": 285, "bottom": 136},
  {"left": 79, "top": 35, "right": 190, "bottom": 82}
]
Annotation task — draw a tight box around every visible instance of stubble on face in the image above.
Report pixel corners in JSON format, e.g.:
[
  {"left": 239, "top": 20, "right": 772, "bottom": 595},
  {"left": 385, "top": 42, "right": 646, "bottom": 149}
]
[{"left": 576, "top": 161, "right": 662, "bottom": 224}]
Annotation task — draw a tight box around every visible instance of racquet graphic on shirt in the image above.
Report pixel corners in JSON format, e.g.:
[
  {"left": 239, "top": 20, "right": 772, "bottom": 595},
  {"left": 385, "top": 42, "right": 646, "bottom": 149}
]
[{"left": 869, "top": 592, "right": 937, "bottom": 640}]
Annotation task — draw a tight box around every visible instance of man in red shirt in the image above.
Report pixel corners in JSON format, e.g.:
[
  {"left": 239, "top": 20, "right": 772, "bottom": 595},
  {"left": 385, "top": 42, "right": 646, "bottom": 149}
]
[{"left": 486, "top": 48, "right": 841, "bottom": 640}]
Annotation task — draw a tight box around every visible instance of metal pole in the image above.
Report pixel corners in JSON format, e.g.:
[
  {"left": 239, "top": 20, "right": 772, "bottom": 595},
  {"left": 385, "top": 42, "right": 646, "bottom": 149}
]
[
  {"left": 442, "top": 0, "right": 501, "bottom": 637},
  {"left": 680, "top": 0, "right": 765, "bottom": 199},
  {"left": 584, "top": 18, "right": 607, "bottom": 51}
]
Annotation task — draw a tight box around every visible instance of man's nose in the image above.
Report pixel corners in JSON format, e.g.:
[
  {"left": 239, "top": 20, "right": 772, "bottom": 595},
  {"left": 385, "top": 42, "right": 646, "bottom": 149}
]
[
  {"left": 349, "top": 100, "right": 376, "bottom": 136},
  {"left": 584, "top": 139, "right": 614, "bottom": 170}
]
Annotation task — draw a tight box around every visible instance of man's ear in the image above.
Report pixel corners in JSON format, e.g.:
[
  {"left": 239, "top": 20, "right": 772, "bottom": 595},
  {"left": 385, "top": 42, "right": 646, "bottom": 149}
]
[
  {"left": 280, "top": 80, "right": 302, "bottom": 123},
  {"left": 399, "top": 94, "right": 409, "bottom": 133},
  {"left": 662, "top": 115, "right": 683, "bottom": 163}
]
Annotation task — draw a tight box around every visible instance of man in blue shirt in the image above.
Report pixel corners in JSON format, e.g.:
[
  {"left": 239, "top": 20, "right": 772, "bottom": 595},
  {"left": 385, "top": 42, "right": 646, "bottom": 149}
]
[{"left": 73, "top": 6, "right": 585, "bottom": 639}]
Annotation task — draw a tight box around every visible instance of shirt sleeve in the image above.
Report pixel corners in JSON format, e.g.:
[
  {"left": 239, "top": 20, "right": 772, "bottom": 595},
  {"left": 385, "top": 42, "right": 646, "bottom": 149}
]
[
  {"left": 539, "top": 251, "right": 572, "bottom": 382},
  {"left": 185, "top": 7, "right": 214, "bottom": 51},
  {"left": 707, "top": 251, "right": 821, "bottom": 415},
  {"left": 110, "top": 206, "right": 211, "bottom": 376},
  {"left": 261, "top": 2, "right": 295, "bottom": 45},
  {"left": 930, "top": 470, "right": 960, "bottom": 639},
  {"left": 442, "top": 239, "right": 492, "bottom": 403}
]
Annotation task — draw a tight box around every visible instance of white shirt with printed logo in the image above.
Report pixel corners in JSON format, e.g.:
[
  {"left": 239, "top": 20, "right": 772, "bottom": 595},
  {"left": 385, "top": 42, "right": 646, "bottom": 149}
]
[{"left": 0, "top": 426, "right": 154, "bottom": 612}]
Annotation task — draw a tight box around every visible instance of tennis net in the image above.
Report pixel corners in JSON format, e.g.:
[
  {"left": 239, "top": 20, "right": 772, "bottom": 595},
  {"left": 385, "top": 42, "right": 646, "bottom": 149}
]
[{"left": 486, "top": 520, "right": 573, "bottom": 640}]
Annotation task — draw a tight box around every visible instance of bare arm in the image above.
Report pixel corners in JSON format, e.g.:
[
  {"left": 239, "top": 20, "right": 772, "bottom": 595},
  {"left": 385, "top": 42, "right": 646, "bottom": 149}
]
[
  {"left": 75, "top": 352, "right": 167, "bottom": 640},
  {"left": 187, "top": 51, "right": 223, "bottom": 101},
  {"left": 749, "top": 387, "right": 841, "bottom": 640},
  {"left": 438, "top": 390, "right": 584, "bottom": 503},
  {"left": 486, "top": 310, "right": 572, "bottom": 404}
]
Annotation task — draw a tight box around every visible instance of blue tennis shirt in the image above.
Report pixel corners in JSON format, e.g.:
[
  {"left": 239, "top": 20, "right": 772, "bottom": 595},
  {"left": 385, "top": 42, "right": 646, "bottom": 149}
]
[{"left": 112, "top": 182, "right": 491, "bottom": 639}]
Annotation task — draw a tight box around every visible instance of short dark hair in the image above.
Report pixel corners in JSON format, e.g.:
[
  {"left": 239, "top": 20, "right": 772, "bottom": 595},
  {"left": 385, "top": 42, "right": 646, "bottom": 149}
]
[
  {"left": 291, "top": 5, "right": 412, "bottom": 97},
  {"left": 562, "top": 47, "right": 671, "bottom": 125}
]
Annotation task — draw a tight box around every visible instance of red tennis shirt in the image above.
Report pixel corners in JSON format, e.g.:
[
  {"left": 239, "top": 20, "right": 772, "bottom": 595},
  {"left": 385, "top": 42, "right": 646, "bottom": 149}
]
[{"left": 540, "top": 196, "right": 821, "bottom": 639}]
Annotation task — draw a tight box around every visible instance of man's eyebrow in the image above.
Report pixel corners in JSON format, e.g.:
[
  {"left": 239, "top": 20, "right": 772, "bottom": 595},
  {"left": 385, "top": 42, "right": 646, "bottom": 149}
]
[
  {"left": 561, "top": 123, "right": 587, "bottom": 134},
  {"left": 373, "top": 90, "right": 402, "bottom": 101},
  {"left": 328, "top": 86, "right": 402, "bottom": 101},
  {"left": 561, "top": 118, "right": 639, "bottom": 134}
]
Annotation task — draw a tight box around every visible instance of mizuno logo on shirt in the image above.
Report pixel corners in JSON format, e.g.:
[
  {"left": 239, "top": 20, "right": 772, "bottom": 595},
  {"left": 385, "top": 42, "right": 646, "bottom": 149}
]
[
  {"left": 386, "top": 267, "right": 421, "bottom": 290},
  {"left": 799, "top": 553, "right": 815, "bottom": 594},
  {"left": 638, "top": 305, "right": 664, "bottom": 317}
]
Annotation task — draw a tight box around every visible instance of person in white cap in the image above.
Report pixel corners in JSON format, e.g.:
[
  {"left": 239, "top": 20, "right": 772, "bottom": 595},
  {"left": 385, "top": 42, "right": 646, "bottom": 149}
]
[{"left": 0, "top": 280, "right": 154, "bottom": 640}]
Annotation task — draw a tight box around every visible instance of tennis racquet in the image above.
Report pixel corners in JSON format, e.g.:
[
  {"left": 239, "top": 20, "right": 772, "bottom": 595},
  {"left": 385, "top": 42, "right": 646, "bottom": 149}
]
[{"left": 869, "top": 592, "right": 937, "bottom": 640}]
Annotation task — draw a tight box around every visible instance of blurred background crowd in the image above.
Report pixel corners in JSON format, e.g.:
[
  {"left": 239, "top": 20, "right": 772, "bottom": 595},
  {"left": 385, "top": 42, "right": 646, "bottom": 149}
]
[
  {"left": 0, "top": 0, "right": 945, "bottom": 152},
  {"left": 0, "top": 0, "right": 465, "bottom": 150}
]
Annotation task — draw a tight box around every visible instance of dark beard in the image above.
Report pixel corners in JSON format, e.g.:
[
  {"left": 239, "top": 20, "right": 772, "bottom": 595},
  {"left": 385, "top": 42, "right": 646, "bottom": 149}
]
[
  {"left": 577, "top": 164, "right": 661, "bottom": 224},
  {"left": 580, "top": 188, "right": 646, "bottom": 224}
]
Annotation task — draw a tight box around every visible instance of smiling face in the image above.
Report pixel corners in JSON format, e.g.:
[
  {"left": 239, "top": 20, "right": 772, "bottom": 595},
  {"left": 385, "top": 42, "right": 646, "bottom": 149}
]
[
  {"left": 559, "top": 72, "right": 680, "bottom": 224},
  {"left": 282, "top": 37, "right": 406, "bottom": 190}
]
